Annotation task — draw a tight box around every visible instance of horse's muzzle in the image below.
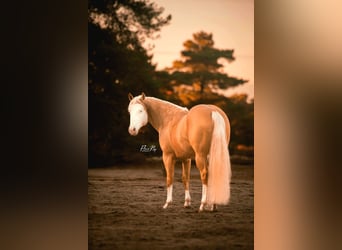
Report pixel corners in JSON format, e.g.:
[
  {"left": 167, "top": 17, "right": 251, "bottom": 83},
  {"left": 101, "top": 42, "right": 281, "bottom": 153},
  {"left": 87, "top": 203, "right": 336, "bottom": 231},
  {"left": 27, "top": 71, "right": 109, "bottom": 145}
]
[{"left": 128, "top": 127, "right": 138, "bottom": 136}]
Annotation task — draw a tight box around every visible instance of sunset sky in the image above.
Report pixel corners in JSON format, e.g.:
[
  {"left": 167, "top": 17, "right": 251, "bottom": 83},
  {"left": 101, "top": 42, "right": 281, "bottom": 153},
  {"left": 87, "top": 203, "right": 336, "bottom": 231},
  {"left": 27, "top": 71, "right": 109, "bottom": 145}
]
[{"left": 150, "top": 0, "right": 254, "bottom": 101}]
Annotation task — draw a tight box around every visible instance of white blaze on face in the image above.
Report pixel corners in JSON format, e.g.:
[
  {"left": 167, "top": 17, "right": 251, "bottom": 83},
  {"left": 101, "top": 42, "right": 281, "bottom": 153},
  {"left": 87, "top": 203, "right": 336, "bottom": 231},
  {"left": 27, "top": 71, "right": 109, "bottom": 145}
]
[{"left": 128, "top": 103, "right": 148, "bottom": 136}]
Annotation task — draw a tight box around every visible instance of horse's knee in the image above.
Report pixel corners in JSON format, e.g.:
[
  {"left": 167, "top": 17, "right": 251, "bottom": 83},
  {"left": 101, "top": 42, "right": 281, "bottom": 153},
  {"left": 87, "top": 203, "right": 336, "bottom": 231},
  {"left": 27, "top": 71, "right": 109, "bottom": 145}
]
[
  {"left": 182, "top": 172, "right": 190, "bottom": 183},
  {"left": 182, "top": 177, "right": 189, "bottom": 190},
  {"left": 166, "top": 178, "right": 173, "bottom": 186},
  {"left": 182, "top": 174, "right": 188, "bottom": 184}
]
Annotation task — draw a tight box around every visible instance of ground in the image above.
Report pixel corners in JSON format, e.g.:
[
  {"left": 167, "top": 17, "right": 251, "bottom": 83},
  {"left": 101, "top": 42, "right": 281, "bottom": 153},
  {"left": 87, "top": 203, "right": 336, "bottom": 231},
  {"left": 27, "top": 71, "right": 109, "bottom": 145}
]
[{"left": 88, "top": 162, "right": 254, "bottom": 250}]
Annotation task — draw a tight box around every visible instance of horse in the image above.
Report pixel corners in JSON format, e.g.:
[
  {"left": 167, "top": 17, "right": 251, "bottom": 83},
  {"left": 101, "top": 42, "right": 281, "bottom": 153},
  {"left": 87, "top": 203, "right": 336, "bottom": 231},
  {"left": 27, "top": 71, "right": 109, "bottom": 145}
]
[{"left": 127, "top": 92, "right": 231, "bottom": 212}]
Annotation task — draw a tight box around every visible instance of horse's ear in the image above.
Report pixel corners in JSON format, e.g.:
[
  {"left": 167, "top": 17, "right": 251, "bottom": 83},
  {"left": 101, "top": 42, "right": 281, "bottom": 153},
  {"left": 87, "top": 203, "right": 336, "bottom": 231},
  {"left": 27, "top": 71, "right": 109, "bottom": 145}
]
[
  {"left": 128, "top": 93, "right": 134, "bottom": 101},
  {"left": 141, "top": 92, "right": 145, "bottom": 100}
]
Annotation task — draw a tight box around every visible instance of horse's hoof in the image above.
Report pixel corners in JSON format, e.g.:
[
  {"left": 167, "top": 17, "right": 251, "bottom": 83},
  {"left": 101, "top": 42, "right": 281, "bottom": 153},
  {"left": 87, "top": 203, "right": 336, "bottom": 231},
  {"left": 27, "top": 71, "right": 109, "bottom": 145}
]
[
  {"left": 163, "top": 202, "right": 170, "bottom": 209},
  {"left": 184, "top": 200, "right": 191, "bottom": 208},
  {"left": 206, "top": 204, "right": 218, "bottom": 212},
  {"left": 212, "top": 204, "right": 218, "bottom": 212},
  {"left": 198, "top": 203, "right": 205, "bottom": 212},
  {"left": 198, "top": 203, "right": 218, "bottom": 212}
]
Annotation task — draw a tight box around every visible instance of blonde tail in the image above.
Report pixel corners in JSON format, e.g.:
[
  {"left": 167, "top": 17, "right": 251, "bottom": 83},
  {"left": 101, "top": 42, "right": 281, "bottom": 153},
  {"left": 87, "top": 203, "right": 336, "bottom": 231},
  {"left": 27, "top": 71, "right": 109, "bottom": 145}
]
[{"left": 207, "top": 111, "right": 231, "bottom": 205}]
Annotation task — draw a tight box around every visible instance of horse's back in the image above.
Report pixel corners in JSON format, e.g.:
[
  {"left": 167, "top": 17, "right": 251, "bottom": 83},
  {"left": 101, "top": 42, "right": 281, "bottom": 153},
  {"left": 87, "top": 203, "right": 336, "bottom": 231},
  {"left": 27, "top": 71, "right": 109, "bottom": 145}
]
[{"left": 187, "top": 105, "right": 230, "bottom": 154}]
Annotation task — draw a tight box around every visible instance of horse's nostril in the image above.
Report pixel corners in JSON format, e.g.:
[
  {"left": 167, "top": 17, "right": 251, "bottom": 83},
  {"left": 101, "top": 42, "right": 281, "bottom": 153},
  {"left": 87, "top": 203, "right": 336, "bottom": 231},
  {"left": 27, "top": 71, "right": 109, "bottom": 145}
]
[{"left": 128, "top": 127, "right": 137, "bottom": 135}]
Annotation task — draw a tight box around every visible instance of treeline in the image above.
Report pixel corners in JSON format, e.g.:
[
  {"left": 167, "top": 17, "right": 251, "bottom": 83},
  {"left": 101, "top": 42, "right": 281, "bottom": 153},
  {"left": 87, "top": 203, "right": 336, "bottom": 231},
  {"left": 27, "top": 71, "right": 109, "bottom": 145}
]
[{"left": 88, "top": 0, "right": 253, "bottom": 167}]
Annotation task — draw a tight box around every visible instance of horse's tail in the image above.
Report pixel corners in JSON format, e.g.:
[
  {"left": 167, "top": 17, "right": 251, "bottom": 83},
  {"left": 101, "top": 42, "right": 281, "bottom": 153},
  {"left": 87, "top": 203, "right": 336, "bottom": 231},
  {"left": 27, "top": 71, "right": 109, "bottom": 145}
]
[{"left": 207, "top": 111, "right": 231, "bottom": 205}]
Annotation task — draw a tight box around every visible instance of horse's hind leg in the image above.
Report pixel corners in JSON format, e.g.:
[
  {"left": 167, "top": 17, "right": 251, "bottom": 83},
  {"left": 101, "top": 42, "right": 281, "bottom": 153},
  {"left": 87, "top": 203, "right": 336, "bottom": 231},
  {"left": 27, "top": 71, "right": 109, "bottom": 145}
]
[
  {"left": 162, "top": 153, "right": 175, "bottom": 209},
  {"left": 195, "top": 154, "right": 208, "bottom": 212},
  {"left": 182, "top": 159, "right": 191, "bottom": 208}
]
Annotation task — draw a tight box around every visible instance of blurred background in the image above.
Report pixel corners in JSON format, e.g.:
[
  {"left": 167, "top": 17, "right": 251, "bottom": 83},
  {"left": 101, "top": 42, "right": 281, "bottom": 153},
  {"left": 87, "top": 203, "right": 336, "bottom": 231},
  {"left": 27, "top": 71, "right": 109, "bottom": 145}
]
[
  {"left": 88, "top": 0, "right": 254, "bottom": 167},
  {"left": 3, "top": 0, "right": 342, "bottom": 249}
]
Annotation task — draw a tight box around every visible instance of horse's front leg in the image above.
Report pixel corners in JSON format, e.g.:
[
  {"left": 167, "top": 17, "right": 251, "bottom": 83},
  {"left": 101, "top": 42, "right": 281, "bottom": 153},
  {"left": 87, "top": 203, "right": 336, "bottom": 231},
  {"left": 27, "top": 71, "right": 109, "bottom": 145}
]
[
  {"left": 162, "top": 153, "right": 175, "bottom": 209},
  {"left": 182, "top": 159, "right": 191, "bottom": 208}
]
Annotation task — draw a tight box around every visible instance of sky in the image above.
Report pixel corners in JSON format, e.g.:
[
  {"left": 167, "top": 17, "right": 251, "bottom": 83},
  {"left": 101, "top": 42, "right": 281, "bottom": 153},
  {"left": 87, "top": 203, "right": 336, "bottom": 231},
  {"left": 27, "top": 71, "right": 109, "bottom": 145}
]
[{"left": 150, "top": 0, "right": 254, "bottom": 101}]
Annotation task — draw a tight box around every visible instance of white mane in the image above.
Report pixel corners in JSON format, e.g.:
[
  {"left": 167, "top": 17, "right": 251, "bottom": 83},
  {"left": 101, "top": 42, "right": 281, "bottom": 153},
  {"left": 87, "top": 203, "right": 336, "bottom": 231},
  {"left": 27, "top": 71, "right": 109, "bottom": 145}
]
[{"left": 147, "top": 97, "right": 189, "bottom": 112}]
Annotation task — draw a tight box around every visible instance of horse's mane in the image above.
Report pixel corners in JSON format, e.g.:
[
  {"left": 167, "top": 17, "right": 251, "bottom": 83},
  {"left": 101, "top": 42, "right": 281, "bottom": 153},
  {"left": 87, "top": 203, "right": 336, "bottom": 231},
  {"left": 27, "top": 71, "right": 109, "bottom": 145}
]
[{"left": 144, "top": 97, "right": 188, "bottom": 112}]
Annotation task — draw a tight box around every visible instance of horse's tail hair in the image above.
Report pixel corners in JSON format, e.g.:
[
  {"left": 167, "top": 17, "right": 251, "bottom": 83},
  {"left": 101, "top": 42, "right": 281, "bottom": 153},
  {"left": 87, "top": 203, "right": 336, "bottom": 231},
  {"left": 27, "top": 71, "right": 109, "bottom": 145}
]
[{"left": 207, "top": 111, "right": 231, "bottom": 205}]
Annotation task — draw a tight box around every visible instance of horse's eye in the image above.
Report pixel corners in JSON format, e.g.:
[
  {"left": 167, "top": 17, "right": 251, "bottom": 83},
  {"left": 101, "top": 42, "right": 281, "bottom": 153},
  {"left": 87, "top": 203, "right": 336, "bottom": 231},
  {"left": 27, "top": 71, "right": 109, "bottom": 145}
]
[{"left": 139, "top": 110, "right": 142, "bottom": 113}]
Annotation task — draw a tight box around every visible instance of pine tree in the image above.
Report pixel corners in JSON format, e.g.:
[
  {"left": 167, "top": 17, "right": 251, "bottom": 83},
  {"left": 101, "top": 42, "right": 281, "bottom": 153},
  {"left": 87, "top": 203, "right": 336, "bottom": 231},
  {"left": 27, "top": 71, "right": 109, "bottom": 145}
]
[{"left": 162, "top": 31, "right": 247, "bottom": 105}]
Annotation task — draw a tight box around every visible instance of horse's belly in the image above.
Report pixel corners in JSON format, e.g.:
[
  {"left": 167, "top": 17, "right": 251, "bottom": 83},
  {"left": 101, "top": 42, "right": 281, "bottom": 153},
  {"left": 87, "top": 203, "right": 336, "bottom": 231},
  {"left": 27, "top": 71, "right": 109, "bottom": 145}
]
[
  {"left": 170, "top": 118, "right": 194, "bottom": 159},
  {"left": 174, "top": 142, "right": 194, "bottom": 159}
]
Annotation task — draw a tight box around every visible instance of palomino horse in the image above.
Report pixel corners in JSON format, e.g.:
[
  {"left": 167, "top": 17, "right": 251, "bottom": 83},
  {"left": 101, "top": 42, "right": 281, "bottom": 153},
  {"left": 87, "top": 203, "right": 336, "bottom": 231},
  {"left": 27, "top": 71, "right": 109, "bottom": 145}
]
[{"left": 128, "top": 93, "right": 231, "bottom": 211}]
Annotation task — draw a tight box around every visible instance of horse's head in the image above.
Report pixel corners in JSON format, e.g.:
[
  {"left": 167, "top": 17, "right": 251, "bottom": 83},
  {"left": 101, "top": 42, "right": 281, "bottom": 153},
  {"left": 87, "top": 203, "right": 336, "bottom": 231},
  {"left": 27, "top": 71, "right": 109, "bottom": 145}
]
[{"left": 127, "top": 92, "right": 148, "bottom": 136}]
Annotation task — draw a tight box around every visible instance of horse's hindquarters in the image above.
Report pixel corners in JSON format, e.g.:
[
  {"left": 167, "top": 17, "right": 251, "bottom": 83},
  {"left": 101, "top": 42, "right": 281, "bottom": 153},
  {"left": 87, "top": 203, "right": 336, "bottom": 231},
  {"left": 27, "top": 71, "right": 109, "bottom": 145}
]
[{"left": 186, "top": 105, "right": 217, "bottom": 155}]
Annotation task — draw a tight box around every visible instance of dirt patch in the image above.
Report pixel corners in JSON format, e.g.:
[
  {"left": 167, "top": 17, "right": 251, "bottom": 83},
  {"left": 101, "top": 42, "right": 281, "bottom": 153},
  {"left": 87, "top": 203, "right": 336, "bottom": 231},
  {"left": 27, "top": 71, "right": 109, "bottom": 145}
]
[{"left": 88, "top": 163, "right": 254, "bottom": 249}]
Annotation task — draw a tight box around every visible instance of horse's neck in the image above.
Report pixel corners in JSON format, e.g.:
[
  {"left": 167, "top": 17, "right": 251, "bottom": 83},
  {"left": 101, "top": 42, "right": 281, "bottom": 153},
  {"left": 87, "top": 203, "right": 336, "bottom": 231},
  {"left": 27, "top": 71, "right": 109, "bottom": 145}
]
[{"left": 144, "top": 97, "right": 187, "bottom": 132}]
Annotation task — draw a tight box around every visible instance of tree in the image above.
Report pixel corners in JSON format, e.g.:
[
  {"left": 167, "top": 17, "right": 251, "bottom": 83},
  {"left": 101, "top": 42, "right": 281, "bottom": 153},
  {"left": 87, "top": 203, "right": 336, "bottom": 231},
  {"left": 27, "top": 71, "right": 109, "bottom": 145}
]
[
  {"left": 88, "top": 0, "right": 171, "bottom": 50},
  {"left": 88, "top": 0, "right": 171, "bottom": 94},
  {"left": 161, "top": 31, "right": 247, "bottom": 105},
  {"left": 224, "top": 94, "right": 254, "bottom": 150},
  {"left": 88, "top": 0, "right": 171, "bottom": 166}
]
